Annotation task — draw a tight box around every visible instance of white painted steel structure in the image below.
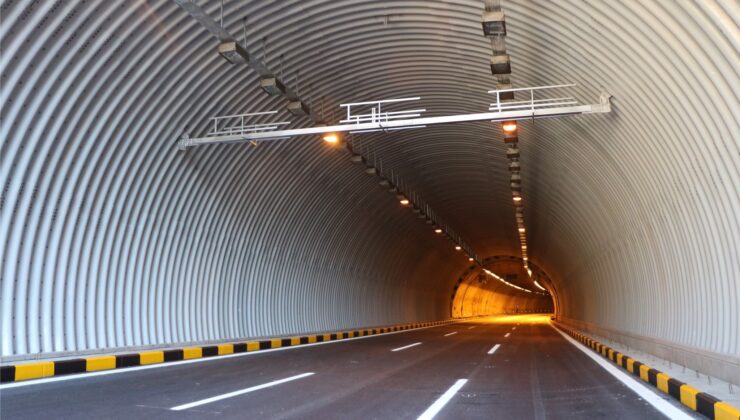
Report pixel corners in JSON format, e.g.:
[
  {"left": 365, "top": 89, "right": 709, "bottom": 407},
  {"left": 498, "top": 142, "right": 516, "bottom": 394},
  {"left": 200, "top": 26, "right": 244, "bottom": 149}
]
[
  {"left": 0, "top": 0, "right": 737, "bottom": 385},
  {"left": 179, "top": 86, "right": 611, "bottom": 147}
]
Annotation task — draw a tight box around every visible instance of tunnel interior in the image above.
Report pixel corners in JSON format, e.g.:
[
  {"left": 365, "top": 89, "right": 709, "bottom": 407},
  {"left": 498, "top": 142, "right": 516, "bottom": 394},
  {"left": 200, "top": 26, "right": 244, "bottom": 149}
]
[
  {"left": 1, "top": 0, "right": 738, "bottom": 394},
  {"left": 451, "top": 257, "right": 554, "bottom": 318}
]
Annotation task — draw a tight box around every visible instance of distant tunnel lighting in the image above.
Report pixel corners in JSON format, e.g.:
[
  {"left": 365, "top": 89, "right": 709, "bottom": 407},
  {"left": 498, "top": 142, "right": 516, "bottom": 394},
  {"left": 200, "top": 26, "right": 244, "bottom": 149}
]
[
  {"left": 434, "top": 228, "right": 443, "bottom": 234},
  {"left": 513, "top": 196, "right": 522, "bottom": 202},
  {"left": 518, "top": 227, "right": 525, "bottom": 232},
  {"left": 522, "top": 245, "right": 527, "bottom": 250},
  {"left": 322, "top": 133, "right": 339, "bottom": 144},
  {"left": 468, "top": 257, "right": 474, "bottom": 261},
  {"left": 455, "top": 246, "right": 462, "bottom": 251},
  {"left": 399, "top": 198, "right": 410, "bottom": 206},
  {"left": 502, "top": 121, "right": 517, "bottom": 132},
  {"left": 483, "top": 268, "right": 532, "bottom": 293},
  {"left": 534, "top": 280, "right": 546, "bottom": 291}
]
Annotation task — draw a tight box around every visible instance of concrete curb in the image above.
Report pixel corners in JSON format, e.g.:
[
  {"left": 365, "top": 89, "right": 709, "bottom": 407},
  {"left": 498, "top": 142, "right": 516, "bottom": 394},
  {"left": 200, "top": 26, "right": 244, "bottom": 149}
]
[
  {"left": 555, "top": 323, "right": 740, "bottom": 420},
  {"left": 1, "top": 319, "right": 455, "bottom": 383}
]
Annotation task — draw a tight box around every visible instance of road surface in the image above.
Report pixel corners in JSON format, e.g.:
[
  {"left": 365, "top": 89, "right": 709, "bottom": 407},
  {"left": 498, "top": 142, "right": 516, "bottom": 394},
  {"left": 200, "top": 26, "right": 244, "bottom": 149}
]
[{"left": 0, "top": 315, "right": 688, "bottom": 419}]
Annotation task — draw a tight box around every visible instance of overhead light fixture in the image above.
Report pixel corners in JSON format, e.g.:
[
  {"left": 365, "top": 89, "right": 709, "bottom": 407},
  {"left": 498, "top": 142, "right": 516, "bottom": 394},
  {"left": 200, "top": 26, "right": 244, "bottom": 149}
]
[
  {"left": 400, "top": 198, "right": 410, "bottom": 206},
  {"left": 522, "top": 245, "right": 527, "bottom": 250},
  {"left": 518, "top": 227, "right": 525, "bottom": 232},
  {"left": 481, "top": 10, "right": 506, "bottom": 37},
  {"left": 218, "top": 41, "right": 249, "bottom": 64},
  {"left": 455, "top": 245, "right": 462, "bottom": 251},
  {"left": 495, "top": 82, "right": 515, "bottom": 100},
  {"left": 260, "top": 76, "right": 286, "bottom": 96},
  {"left": 434, "top": 228, "right": 443, "bottom": 234},
  {"left": 513, "top": 196, "right": 522, "bottom": 202},
  {"left": 490, "top": 54, "right": 511, "bottom": 75},
  {"left": 502, "top": 121, "right": 517, "bottom": 133},
  {"left": 287, "top": 100, "right": 310, "bottom": 117},
  {"left": 323, "top": 133, "right": 339, "bottom": 144},
  {"left": 468, "top": 257, "right": 474, "bottom": 262}
]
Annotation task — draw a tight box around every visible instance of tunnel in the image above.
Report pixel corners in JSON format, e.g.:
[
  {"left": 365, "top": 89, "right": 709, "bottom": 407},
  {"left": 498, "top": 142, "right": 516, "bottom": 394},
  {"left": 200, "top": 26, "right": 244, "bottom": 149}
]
[{"left": 1, "top": 0, "right": 738, "bottom": 419}]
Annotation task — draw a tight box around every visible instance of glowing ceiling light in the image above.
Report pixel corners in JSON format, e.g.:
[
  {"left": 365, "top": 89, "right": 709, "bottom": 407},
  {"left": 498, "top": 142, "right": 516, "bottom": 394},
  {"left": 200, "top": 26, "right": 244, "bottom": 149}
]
[
  {"left": 399, "top": 198, "right": 410, "bottom": 206},
  {"left": 513, "top": 196, "right": 522, "bottom": 202},
  {"left": 533, "top": 280, "right": 546, "bottom": 291},
  {"left": 518, "top": 227, "right": 525, "bottom": 232},
  {"left": 522, "top": 245, "right": 527, "bottom": 250},
  {"left": 434, "top": 228, "right": 443, "bottom": 234},
  {"left": 468, "top": 257, "right": 474, "bottom": 261},
  {"left": 483, "top": 268, "right": 532, "bottom": 293},
  {"left": 322, "top": 133, "right": 339, "bottom": 144},
  {"left": 455, "top": 246, "right": 462, "bottom": 251},
  {"left": 502, "top": 121, "right": 517, "bottom": 132}
]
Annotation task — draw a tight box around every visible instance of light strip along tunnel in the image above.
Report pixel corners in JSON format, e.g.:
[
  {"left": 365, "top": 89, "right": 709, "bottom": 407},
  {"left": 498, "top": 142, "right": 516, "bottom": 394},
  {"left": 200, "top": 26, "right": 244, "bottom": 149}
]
[{"left": 0, "top": 1, "right": 738, "bottom": 419}]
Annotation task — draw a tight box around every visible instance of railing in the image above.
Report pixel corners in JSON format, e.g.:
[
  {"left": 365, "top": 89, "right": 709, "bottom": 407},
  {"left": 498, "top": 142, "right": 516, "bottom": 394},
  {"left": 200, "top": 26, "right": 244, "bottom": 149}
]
[
  {"left": 488, "top": 84, "right": 578, "bottom": 113},
  {"left": 339, "top": 97, "right": 426, "bottom": 132},
  {"left": 207, "top": 111, "right": 291, "bottom": 137}
]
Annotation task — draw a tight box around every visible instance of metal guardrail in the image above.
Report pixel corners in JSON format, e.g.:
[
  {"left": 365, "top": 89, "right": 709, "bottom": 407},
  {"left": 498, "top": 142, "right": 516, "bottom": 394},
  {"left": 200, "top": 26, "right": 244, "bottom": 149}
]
[
  {"left": 488, "top": 83, "right": 579, "bottom": 112},
  {"left": 207, "top": 111, "right": 290, "bottom": 137}
]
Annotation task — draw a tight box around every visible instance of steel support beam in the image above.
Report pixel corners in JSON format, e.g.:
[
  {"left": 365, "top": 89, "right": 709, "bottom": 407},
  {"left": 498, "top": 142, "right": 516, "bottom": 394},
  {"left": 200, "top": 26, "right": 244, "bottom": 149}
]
[{"left": 179, "top": 96, "right": 611, "bottom": 148}]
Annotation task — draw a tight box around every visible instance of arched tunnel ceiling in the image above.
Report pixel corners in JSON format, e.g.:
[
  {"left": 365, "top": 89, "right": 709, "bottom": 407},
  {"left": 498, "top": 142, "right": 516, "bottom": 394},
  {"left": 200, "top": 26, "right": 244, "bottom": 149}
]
[{"left": 1, "top": 0, "right": 738, "bottom": 364}]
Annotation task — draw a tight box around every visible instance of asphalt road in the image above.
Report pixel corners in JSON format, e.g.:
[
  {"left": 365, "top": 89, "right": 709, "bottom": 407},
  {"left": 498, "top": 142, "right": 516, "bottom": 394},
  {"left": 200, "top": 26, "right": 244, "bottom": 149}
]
[{"left": 0, "top": 315, "right": 684, "bottom": 419}]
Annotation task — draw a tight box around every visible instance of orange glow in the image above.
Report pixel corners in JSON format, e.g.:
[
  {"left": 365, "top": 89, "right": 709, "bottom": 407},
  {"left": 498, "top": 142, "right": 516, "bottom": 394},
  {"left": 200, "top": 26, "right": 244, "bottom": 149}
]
[
  {"left": 468, "top": 257, "right": 474, "bottom": 261},
  {"left": 513, "top": 196, "right": 522, "bottom": 202},
  {"left": 400, "top": 198, "right": 410, "bottom": 206},
  {"left": 434, "top": 228, "right": 443, "bottom": 234},
  {"left": 502, "top": 121, "right": 517, "bottom": 132},
  {"left": 518, "top": 227, "right": 525, "bottom": 232},
  {"left": 455, "top": 246, "right": 462, "bottom": 251},
  {"left": 322, "top": 133, "right": 339, "bottom": 143}
]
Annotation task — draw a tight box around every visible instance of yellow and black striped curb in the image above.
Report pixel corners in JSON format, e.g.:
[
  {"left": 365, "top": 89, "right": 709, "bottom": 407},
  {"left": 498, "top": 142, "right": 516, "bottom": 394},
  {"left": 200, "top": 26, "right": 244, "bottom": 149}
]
[
  {"left": 1, "top": 320, "right": 455, "bottom": 384},
  {"left": 556, "top": 324, "right": 740, "bottom": 420}
]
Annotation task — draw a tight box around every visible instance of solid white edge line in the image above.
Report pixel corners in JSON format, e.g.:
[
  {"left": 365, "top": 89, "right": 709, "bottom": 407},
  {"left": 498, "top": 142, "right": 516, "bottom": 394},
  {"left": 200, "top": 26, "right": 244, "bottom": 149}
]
[
  {"left": 170, "top": 372, "right": 314, "bottom": 411},
  {"left": 417, "top": 379, "right": 468, "bottom": 420},
  {"left": 0, "top": 323, "right": 454, "bottom": 390},
  {"left": 391, "top": 342, "right": 422, "bottom": 352},
  {"left": 504, "top": 332, "right": 511, "bottom": 338},
  {"left": 487, "top": 344, "right": 501, "bottom": 355},
  {"left": 552, "top": 325, "right": 693, "bottom": 420},
  {"left": 444, "top": 332, "right": 458, "bottom": 337}
]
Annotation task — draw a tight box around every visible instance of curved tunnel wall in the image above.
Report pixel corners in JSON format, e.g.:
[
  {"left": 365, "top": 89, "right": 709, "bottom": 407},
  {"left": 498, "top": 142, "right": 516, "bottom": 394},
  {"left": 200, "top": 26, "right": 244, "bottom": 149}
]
[{"left": 0, "top": 0, "right": 737, "bottom": 381}]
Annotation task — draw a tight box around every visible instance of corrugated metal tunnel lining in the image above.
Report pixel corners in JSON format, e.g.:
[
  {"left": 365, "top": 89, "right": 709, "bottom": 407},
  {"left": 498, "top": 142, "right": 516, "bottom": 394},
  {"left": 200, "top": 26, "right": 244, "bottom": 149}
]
[{"left": 1, "top": 0, "right": 737, "bottom": 386}]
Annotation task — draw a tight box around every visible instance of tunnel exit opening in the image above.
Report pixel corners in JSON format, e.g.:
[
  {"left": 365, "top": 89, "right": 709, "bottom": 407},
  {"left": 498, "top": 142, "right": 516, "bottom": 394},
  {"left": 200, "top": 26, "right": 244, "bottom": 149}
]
[{"left": 450, "top": 256, "right": 556, "bottom": 319}]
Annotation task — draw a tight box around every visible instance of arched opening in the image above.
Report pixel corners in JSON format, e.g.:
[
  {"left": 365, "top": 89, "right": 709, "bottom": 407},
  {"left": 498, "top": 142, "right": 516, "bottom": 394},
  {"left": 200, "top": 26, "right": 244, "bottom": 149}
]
[{"left": 450, "top": 256, "right": 555, "bottom": 318}]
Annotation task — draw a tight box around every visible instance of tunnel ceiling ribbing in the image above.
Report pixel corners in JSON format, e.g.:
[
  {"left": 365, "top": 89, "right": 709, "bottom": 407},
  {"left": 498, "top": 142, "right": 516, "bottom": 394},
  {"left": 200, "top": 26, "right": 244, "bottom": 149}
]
[{"left": 1, "top": 0, "right": 738, "bottom": 359}]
